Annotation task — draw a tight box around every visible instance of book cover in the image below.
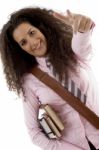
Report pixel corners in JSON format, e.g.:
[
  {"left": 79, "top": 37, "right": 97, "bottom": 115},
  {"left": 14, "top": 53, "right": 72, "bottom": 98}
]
[{"left": 43, "top": 104, "right": 64, "bottom": 131}]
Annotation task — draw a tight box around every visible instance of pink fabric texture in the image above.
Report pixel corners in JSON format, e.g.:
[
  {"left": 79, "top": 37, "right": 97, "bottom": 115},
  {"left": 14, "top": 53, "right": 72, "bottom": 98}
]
[{"left": 22, "top": 30, "right": 99, "bottom": 150}]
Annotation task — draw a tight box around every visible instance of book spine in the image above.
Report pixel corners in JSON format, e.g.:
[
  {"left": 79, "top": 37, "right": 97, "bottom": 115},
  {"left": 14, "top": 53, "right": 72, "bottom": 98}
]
[
  {"left": 44, "top": 105, "right": 64, "bottom": 131},
  {"left": 44, "top": 114, "right": 61, "bottom": 138},
  {"left": 39, "top": 117, "right": 57, "bottom": 139}
]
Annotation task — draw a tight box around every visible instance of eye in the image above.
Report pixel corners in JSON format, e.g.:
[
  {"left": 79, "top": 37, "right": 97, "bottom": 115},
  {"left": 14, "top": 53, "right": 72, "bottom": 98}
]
[
  {"left": 20, "top": 39, "right": 27, "bottom": 47},
  {"left": 29, "top": 30, "right": 35, "bottom": 36}
]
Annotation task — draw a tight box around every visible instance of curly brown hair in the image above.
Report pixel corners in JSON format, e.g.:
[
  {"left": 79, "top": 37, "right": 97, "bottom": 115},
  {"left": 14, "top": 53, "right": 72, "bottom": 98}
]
[{"left": 0, "top": 7, "right": 78, "bottom": 97}]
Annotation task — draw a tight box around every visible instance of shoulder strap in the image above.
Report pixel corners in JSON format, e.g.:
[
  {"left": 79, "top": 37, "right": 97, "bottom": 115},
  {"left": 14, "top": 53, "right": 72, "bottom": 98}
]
[{"left": 31, "top": 67, "right": 99, "bottom": 129}]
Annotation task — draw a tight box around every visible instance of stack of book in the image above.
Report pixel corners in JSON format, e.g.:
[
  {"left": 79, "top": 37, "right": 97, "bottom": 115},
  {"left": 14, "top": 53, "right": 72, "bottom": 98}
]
[{"left": 38, "top": 104, "right": 64, "bottom": 139}]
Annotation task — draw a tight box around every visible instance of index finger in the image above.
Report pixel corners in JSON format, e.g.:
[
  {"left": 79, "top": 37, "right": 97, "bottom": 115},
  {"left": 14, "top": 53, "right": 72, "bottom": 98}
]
[
  {"left": 67, "top": 9, "right": 73, "bottom": 17},
  {"left": 53, "top": 12, "right": 70, "bottom": 25}
]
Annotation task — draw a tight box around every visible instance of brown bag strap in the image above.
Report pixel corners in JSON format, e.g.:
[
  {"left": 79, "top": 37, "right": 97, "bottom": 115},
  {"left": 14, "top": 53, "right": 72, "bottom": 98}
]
[{"left": 31, "top": 67, "right": 99, "bottom": 129}]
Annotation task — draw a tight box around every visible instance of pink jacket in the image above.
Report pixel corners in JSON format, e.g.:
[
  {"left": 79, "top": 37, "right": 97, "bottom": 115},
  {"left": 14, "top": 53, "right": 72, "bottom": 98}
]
[{"left": 22, "top": 29, "right": 99, "bottom": 150}]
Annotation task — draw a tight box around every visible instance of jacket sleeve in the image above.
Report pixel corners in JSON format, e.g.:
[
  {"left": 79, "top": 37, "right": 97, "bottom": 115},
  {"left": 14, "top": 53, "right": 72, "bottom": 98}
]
[
  {"left": 71, "top": 29, "right": 94, "bottom": 62},
  {"left": 22, "top": 79, "right": 85, "bottom": 150}
]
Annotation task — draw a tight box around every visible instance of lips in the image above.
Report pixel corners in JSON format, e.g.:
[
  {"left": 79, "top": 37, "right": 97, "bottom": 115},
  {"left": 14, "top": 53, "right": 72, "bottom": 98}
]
[{"left": 33, "top": 41, "right": 41, "bottom": 51}]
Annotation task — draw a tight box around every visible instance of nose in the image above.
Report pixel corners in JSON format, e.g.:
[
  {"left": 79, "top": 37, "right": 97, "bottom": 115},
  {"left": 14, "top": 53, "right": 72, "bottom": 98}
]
[{"left": 29, "top": 38, "right": 39, "bottom": 50}]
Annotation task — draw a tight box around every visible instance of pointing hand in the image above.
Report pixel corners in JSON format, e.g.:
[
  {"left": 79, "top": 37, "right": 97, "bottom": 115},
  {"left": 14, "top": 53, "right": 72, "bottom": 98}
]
[{"left": 53, "top": 10, "right": 95, "bottom": 33}]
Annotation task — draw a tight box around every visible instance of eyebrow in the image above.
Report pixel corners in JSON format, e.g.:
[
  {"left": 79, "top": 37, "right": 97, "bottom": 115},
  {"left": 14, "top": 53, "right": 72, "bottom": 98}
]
[{"left": 19, "top": 28, "right": 33, "bottom": 44}]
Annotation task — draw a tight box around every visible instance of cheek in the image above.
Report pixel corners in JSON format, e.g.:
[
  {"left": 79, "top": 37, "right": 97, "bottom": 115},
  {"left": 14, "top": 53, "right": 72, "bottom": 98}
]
[{"left": 22, "top": 45, "right": 30, "bottom": 52}]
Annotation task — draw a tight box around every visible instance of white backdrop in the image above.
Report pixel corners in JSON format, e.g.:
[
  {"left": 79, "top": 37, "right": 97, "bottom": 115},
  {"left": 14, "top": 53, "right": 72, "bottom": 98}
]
[{"left": 0, "top": 0, "right": 99, "bottom": 150}]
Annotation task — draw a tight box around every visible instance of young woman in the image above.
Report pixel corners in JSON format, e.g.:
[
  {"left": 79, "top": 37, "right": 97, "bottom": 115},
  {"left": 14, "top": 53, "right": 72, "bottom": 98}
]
[{"left": 0, "top": 7, "right": 99, "bottom": 150}]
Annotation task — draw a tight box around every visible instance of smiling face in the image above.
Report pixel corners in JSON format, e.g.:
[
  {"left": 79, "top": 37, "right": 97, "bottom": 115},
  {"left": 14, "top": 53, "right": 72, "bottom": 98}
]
[{"left": 13, "top": 22, "right": 47, "bottom": 57}]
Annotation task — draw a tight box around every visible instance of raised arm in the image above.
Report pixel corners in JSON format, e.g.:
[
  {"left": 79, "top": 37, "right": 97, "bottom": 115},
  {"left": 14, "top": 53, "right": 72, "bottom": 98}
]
[
  {"left": 71, "top": 28, "right": 93, "bottom": 61},
  {"left": 53, "top": 10, "right": 95, "bottom": 61}
]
